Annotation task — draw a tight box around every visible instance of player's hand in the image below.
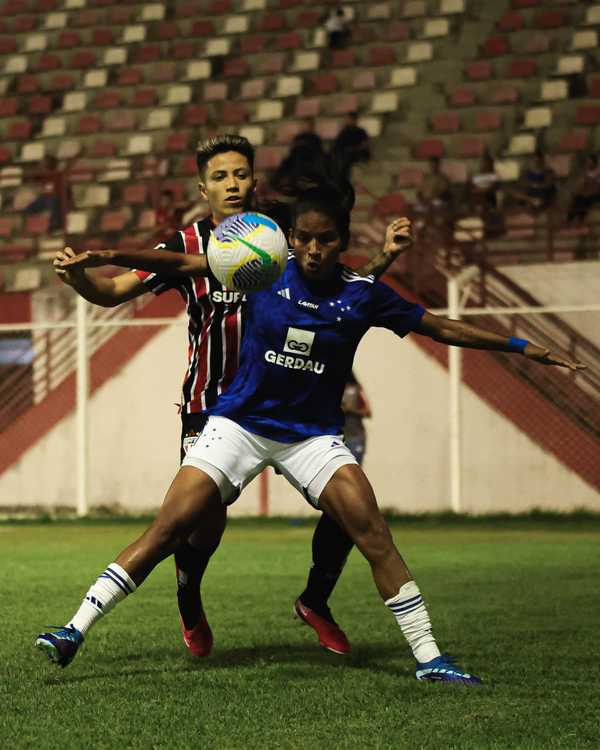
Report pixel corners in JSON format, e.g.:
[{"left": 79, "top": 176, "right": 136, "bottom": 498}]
[
  {"left": 523, "top": 343, "right": 587, "bottom": 372},
  {"left": 57, "top": 249, "right": 115, "bottom": 271},
  {"left": 383, "top": 217, "right": 413, "bottom": 257},
  {"left": 53, "top": 246, "right": 87, "bottom": 286}
]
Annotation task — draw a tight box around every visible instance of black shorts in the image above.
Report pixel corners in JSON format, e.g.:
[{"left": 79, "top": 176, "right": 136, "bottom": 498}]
[{"left": 180, "top": 412, "right": 209, "bottom": 464}]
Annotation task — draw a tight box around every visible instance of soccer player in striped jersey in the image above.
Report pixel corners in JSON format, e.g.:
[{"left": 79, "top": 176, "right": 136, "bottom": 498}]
[
  {"left": 51, "top": 135, "right": 402, "bottom": 658},
  {"left": 43, "top": 176, "right": 584, "bottom": 682}
]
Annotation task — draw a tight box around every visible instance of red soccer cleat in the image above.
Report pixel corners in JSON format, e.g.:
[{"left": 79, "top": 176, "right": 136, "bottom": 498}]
[
  {"left": 180, "top": 614, "right": 213, "bottom": 657},
  {"left": 294, "top": 598, "right": 351, "bottom": 654}
]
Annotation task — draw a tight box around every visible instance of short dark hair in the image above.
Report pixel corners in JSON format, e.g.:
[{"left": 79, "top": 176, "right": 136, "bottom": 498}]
[
  {"left": 196, "top": 134, "right": 255, "bottom": 177},
  {"left": 292, "top": 186, "right": 354, "bottom": 252}
]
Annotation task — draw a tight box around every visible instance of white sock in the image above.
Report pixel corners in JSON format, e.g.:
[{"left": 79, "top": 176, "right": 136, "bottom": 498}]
[
  {"left": 385, "top": 580, "right": 441, "bottom": 664},
  {"left": 68, "top": 563, "right": 137, "bottom": 637}
]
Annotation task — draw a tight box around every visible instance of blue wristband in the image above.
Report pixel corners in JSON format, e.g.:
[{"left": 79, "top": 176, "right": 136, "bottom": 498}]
[{"left": 508, "top": 336, "right": 529, "bottom": 353}]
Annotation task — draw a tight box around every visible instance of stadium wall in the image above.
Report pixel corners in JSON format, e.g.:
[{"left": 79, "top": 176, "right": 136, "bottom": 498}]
[{"left": 1, "top": 317, "right": 598, "bottom": 515}]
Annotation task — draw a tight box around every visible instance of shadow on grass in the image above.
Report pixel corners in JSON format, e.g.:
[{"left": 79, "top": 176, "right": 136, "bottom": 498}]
[{"left": 42, "top": 642, "right": 410, "bottom": 685}]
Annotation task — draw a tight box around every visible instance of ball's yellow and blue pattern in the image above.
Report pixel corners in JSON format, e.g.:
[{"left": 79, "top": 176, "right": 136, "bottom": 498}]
[{"left": 207, "top": 212, "right": 288, "bottom": 292}]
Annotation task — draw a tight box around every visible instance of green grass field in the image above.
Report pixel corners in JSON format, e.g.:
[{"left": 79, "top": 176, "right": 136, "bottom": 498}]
[{"left": 2, "top": 516, "right": 599, "bottom": 750}]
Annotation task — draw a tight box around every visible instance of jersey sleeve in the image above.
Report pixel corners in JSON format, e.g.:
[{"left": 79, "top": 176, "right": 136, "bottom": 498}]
[
  {"left": 369, "top": 280, "right": 425, "bottom": 338},
  {"left": 133, "top": 231, "right": 185, "bottom": 296}
]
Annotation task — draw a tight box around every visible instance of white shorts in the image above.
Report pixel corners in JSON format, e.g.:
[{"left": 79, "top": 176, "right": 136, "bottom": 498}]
[{"left": 181, "top": 416, "right": 357, "bottom": 509}]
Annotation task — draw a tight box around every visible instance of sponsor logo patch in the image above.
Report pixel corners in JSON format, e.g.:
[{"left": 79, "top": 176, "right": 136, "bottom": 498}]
[{"left": 283, "top": 327, "right": 315, "bottom": 356}]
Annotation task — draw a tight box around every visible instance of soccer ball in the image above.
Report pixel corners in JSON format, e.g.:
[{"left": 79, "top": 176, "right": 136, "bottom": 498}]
[{"left": 207, "top": 212, "right": 288, "bottom": 292}]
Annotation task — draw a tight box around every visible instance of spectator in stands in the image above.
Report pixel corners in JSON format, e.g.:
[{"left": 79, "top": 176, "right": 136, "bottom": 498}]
[
  {"left": 25, "top": 155, "right": 70, "bottom": 232},
  {"left": 414, "top": 157, "right": 452, "bottom": 215},
  {"left": 271, "top": 120, "right": 326, "bottom": 196},
  {"left": 507, "top": 151, "right": 557, "bottom": 212},
  {"left": 322, "top": 7, "right": 350, "bottom": 49},
  {"left": 332, "top": 112, "right": 370, "bottom": 181},
  {"left": 567, "top": 154, "right": 600, "bottom": 224},
  {"left": 466, "top": 153, "right": 504, "bottom": 237}
]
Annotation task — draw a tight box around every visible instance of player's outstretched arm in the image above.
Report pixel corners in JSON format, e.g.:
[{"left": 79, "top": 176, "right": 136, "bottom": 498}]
[
  {"left": 415, "top": 312, "right": 587, "bottom": 371},
  {"left": 53, "top": 247, "right": 147, "bottom": 308},
  {"left": 356, "top": 217, "right": 413, "bottom": 278},
  {"left": 57, "top": 247, "right": 209, "bottom": 278}
]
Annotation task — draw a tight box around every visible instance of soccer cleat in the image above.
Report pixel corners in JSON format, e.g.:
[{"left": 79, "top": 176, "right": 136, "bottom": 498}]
[
  {"left": 415, "top": 653, "right": 482, "bottom": 685},
  {"left": 294, "top": 598, "right": 351, "bottom": 655},
  {"left": 180, "top": 614, "right": 213, "bottom": 657},
  {"left": 35, "top": 625, "right": 83, "bottom": 668}
]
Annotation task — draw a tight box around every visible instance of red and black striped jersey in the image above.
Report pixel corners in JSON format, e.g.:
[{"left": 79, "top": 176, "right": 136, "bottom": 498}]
[{"left": 135, "top": 216, "right": 246, "bottom": 414}]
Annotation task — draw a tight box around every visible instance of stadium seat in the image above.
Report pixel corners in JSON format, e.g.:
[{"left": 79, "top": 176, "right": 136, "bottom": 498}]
[
  {"left": 25, "top": 34, "right": 48, "bottom": 53},
  {"left": 481, "top": 36, "right": 509, "bottom": 57},
  {"left": 535, "top": 10, "right": 565, "bottom": 29},
  {"left": 395, "top": 166, "right": 424, "bottom": 187},
  {"left": 48, "top": 74, "right": 76, "bottom": 92},
  {"left": 144, "top": 109, "right": 173, "bottom": 130},
  {"left": 123, "top": 183, "right": 149, "bottom": 205},
  {"left": 221, "top": 103, "right": 249, "bottom": 125},
  {"left": 254, "top": 100, "right": 284, "bottom": 122},
  {"left": 521, "top": 32, "right": 550, "bottom": 54},
  {"left": 44, "top": 12, "right": 67, "bottom": 30},
  {"left": 238, "top": 125, "right": 265, "bottom": 146},
  {"left": 149, "top": 63, "right": 176, "bottom": 83},
  {"left": 415, "top": 139, "right": 444, "bottom": 159},
  {"left": 291, "top": 51, "right": 320, "bottom": 72},
  {"left": 524, "top": 107, "right": 552, "bottom": 129},
  {"left": 185, "top": 61, "right": 211, "bottom": 81},
  {"left": 258, "top": 13, "right": 286, "bottom": 32},
  {"left": 240, "top": 79, "right": 266, "bottom": 100},
  {"left": 466, "top": 61, "right": 492, "bottom": 80},
  {"left": 157, "top": 21, "right": 179, "bottom": 41},
  {"left": 92, "top": 91, "right": 123, "bottom": 109},
  {"left": 389, "top": 67, "right": 417, "bottom": 88},
  {"left": 368, "top": 3, "right": 391, "bottom": 20},
  {"left": 371, "top": 92, "right": 398, "bottom": 114},
  {"left": 352, "top": 71, "right": 376, "bottom": 90},
  {"left": 0, "top": 217, "right": 13, "bottom": 238},
  {"left": 0, "top": 146, "right": 12, "bottom": 165},
  {"left": 223, "top": 58, "right": 250, "bottom": 77},
  {"left": 12, "top": 186, "right": 35, "bottom": 210},
  {"left": 387, "top": 22, "right": 410, "bottom": 42},
  {"left": 191, "top": 20, "right": 216, "bottom": 36},
  {"left": 57, "top": 31, "right": 82, "bottom": 49},
  {"left": 373, "top": 193, "right": 407, "bottom": 219},
  {"left": 545, "top": 154, "right": 570, "bottom": 179},
  {"left": 141, "top": 3, "right": 166, "bottom": 21},
  {"left": 311, "top": 73, "right": 339, "bottom": 95},
  {"left": 558, "top": 130, "right": 589, "bottom": 152},
  {"left": 448, "top": 86, "right": 476, "bottom": 107},
  {"left": 572, "top": 31, "right": 597, "bottom": 51},
  {"left": 77, "top": 115, "right": 102, "bottom": 135},
  {"left": 440, "top": 0, "right": 464, "bottom": 12},
  {"left": 125, "top": 135, "right": 152, "bottom": 155},
  {"left": 73, "top": 10, "right": 101, "bottom": 27},
  {"left": 474, "top": 111, "right": 501, "bottom": 131},
  {"left": 165, "top": 132, "right": 189, "bottom": 152},
  {"left": 276, "top": 32, "right": 302, "bottom": 50},
  {"left": 276, "top": 121, "right": 303, "bottom": 145},
  {"left": 92, "top": 28, "right": 115, "bottom": 46},
  {"left": 172, "top": 41, "right": 197, "bottom": 61},
  {"left": 585, "top": 5, "right": 600, "bottom": 25},
  {"left": 135, "top": 44, "right": 161, "bottom": 64},
  {"left": 407, "top": 42, "right": 432, "bottom": 62},
  {"left": 401, "top": 0, "right": 426, "bottom": 17},
  {"left": 40, "top": 116, "right": 66, "bottom": 138},
  {"left": 66, "top": 211, "right": 88, "bottom": 235},
  {"left": 541, "top": 80, "right": 567, "bottom": 101},
  {"left": 28, "top": 96, "right": 53, "bottom": 115},
  {"left": 56, "top": 140, "right": 81, "bottom": 160},
  {"left": 204, "top": 39, "right": 231, "bottom": 57},
  {"left": 80, "top": 185, "right": 110, "bottom": 208},
  {"left": 86, "top": 140, "right": 117, "bottom": 158},
  {"left": 36, "top": 53, "right": 61, "bottom": 71},
  {"left": 457, "top": 137, "right": 486, "bottom": 158},
  {"left": 255, "top": 147, "right": 284, "bottom": 170},
  {"left": 275, "top": 76, "right": 302, "bottom": 97},
  {"left": 441, "top": 161, "right": 467, "bottom": 183},
  {"left": 0, "top": 39, "right": 18, "bottom": 55},
  {"left": 556, "top": 55, "right": 584, "bottom": 76},
  {"left": 432, "top": 112, "right": 460, "bottom": 133},
  {"left": 13, "top": 15, "right": 38, "bottom": 32},
  {"left": 7, "top": 121, "right": 32, "bottom": 140},
  {"left": 204, "top": 83, "right": 227, "bottom": 101},
  {"left": 332, "top": 94, "right": 358, "bottom": 115},
  {"left": 122, "top": 26, "right": 146, "bottom": 44},
  {"left": 0, "top": 98, "right": 18, "bottom": 118},
  {"left": 131, "top": 89, "right": 158, "bottom": 108},
  {"left": 489, "top": 84, "right": 519, "bottom": 104},
  {"left": 576, "top": 106, "right": 600, "bottom": 125},
  {"left": 182, "top": 105, "right": 208, "bottom": 126},
  {"left": 508, "top": 58, "right": 537, "bottom": 78},
  {"left": 25, "top": 213, "right": 50, "bottom": 237},
  {"left": 71, "top": 50, "right": 97, "bottom": 69},
  {"left": 423, "top": 19, "right": 449, "bottom": 38},
  {"left": 166, "top": 85, "right": 191, "bottom": 106},
  {"left": 294, "top": 98, "right": 320, "bottom": 118},
  {"left": 505, "top": 212, "right": 535, "bottom": 239},
  {"left": 257, "top": 54, "right": 285, "bottom": 75},
  {"left": 100, "top": 210, "right": 129, "bottom": 233},
  {"left": 84, "top": 70, "right": 109, "bottom": 88},
  {"left": 331, "top": 49, "right": 357, "bottom": 68},
  {"left": 106, "top": 111, "right": 137, "bottom": 132},
  {"left": 369, "top": 47, "right": 396, "bottom": 66},
  {"left": 296, "top": 11, "right": 321, "bottom": 28},
  {"left": 208, "top": 0, "right": 233, "bottom": 13},
  {"left": 240, "top": 36, "right": 267, "bottom": 54},
  {"left": 507, "top": 133, "right": 536, "bottom": 155},
  {"left": 497, "top": 11, "right": 524, "bottom": 32}
]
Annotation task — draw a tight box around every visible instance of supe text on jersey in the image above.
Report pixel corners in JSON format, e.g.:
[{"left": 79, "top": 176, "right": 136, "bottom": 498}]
[
  {"left": 264, "top": 351, "right": 325, "bottom": 374},
  {"left": 210, "top": 290, "right": 248, "bottom": 303}
]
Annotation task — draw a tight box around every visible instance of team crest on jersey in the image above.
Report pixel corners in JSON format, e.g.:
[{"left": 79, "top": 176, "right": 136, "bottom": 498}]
[
  {"left": 283, "top": 327, "right": 315, "bottom": 357},
  {"left": 182, "top": 435, "right": 199, "bottom": 454}
]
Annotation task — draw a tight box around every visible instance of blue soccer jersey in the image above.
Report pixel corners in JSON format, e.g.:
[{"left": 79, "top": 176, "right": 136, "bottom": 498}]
[{"left": 208, "top": 256, "right": 425, "bottom": 442}]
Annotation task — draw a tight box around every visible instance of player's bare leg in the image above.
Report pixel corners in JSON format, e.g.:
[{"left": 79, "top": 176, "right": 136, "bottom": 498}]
[
  {"left": 36, "top": 467, "right": 222, "bottom": 667},
  {"left": 317, "top": 465, "right": 482, "bottom": 684}
]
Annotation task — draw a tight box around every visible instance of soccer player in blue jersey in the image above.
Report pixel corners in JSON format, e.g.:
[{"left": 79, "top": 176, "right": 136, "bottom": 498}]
[{"left": 40, "top": 185, "right": 584, "bottom": 683}]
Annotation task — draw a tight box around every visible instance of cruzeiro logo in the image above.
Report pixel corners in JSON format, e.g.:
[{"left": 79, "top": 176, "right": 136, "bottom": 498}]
[{"left": 264, "top": 327, "right": 325, "bottom": 374}]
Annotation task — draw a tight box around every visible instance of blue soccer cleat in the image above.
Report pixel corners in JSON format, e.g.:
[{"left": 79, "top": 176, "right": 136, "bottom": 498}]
[
  {"left": 416, "top": 653, "right": 482, "bottom": 685},
  {"left": 35, "top": 625, "right": 83, "bottom": 668}
]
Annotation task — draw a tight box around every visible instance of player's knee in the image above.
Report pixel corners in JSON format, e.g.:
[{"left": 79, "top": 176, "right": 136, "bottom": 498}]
[{"left": 353, "top": 516, "right": 394, "bottom": 562}]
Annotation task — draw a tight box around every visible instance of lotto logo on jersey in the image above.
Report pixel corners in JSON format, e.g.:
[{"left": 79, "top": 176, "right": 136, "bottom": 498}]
[{"left": 283, "top": 327, "right": 315, "bottom": 357}]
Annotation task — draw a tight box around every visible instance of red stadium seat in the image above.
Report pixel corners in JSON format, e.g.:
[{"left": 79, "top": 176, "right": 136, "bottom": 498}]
[
  {"left": 36, "top": 54, "right": 62, "bottom": 71},
  {"left": 456, "top": 137, "right": 486, "bottom": 158},
  {"left": 373, "top": 193, "right": 407, "bottom": 219},
  {"left": 558, "top": 130, "right": 588, "bottom": 152},
  {"left": 432, "top": 112, "right": 460, "bottom": 133},
  {"left": 191, "top": 20, "right": 216, "bottom": 36},
  {"left": 4, "top": 0, "right": 27, "bottom": 12},
  {"left": 369, "top": 47, "right": 396, "bottom": 66},
  {"left": 352, "top": 71, "right": 376, "bottom": 90},
  {"left": 279, "top": 0, "right": 302, "bottom": 7},
  {"left": 47, "top": 73, "right": 75, "bottom": 91},
  {"left": 332, "top": 94, "right": 358, "bottom": 115},
  {"left": 86, "top": 139, "right": 117, "bottom": 158},
  {"left": 589, "top": 77, "right": 600, "bottom": 99},
  {"left": 0, "top": 38, "right": 17, "bottom": 54},
  {"left": 100, "top": 210, "right": 129, "bottom": 233},
  {"left": 172, "top": 41, "right": 196, "bottom": 60},
  {"left": 223, "top": 58, "right": 250, "bottom": 77},
  {"left": 149, "top": 63, "right": 176, "bottom": 83},
  {"left": 474, "top": 111, "right": 501, "bottom": 131},
  {"left": 448, "top": 87, "right": 476, "bottom": 107},
  {"left": 240, "top": 36, "right": 267, "bottom": 54},
  {"left": 181, "top": 155, "right": 198, "bottom": 176},
  {"left": 92, "top": 91, "right": 123, "bottom": 109},
  {"left": 13, "top": 15, "right": 38, "bottom": 32},
  {"left": 576, "top": 106, "right": 600, "bottom": 126},
  {"left": 395, "top": 167, "right": 424, "bottom": 188},
  {"left": 17, "top": 74, "right": 41, "bottom": 94},
  {"left": 258, "top": 14, "right": 286, "bottom": 32},
  {"left": 157, "top": 22, "right": 179, "bottom": 41},
  {"left": 107, "top": 6, "right": 134, "bottom": 24},
  {"left": 257, "top": 54, "right": 285, "bottom": 75},
  {"left": 497, "top": 11, "right": 524, "bottom": 32},
  {"left": 57, "top": 31, "right": 82, "bottom": 49},
  {"left": 508, "top": 58, "right": 537, "bottom": 78},
  {"left": 208, "top": 0, "right": 233, "bottom": 12},
  {"left": 117, "top": 68, "right": 143, "bottom": 86},
  {"left": 175, "top": 2, "right": 196, "bottom": 16},
  {"left": 25, "top": 214, "right": 50, "bottom": 237},
  {"left": 0, "top": 146, "right": 12, "bottom": 164},
  {"left": 512, "top": 0, "right": 538, "bottom": 7},
  {"left": 481, "top": 36, "right": 509, "bottom": 57},
  {"left": 311, "top": 73, "right": 339, "bottom": 95},
  {"left": 73, "top": 10, "right": 101, "bottom": 27},
  {"left": 489, "top": 84, "right": 519, "bottom": 104},
  {"left": 182, "top": 105, "right": 208, "bottom": 126},
  {"left": 77, "top": 115, "right": 102, "bottom": 135},
  {"left": 71, "top": 50, "right": 97, "bottom": 69},
  {"left": 466, "top": 61, "right": 492, "bottom": 81},
  {"left": 534, "top": 10, "right": 565, "bottom": 29},
  {"left": 415, "top": 139, "right": 444, "bottom": 159},
  {"left": 36, "top": 0, "right": 59, "bottom": 10},
  {"left": 295, "top": 97, "right": 320, "bottom": 118},
  {"left": 331, "top": 49, "right": 357, "bottom": 68},
  {"left": 255, "top": 147, "right": 284, "bottom": 170},
  {"left": 106, "top": 112, "right": 137, "bottom": 132},
  {"left": 131, "top": 89, "right": 158, "bottom": 108},
  {"left": 240, "top": 79, "right": 266, "bottom": 100},
  {"left": 0, "top": 217, "right": 13, "bottom": 238},
  {"left": 351, "top": 24, "right": 376, "bottom": 44},
  {"left": 0, "top": 98, "right": 18, "bottom": 118},
  {"left": 221, "top": 102, "right": 249, "bottom": 125},
  {"left": 165, "top": 132, "right": 189, "bottom": 152},
  {"left": 296, "top": 11, "right": 321, "bottom": 28},
  {"left": 123, "top": 184, "right": 148, "bottom": 205},
  {"left": 28, "top": 96, "right": 52, "bottom": 115},
  {"left": 135, "top": 45, "right": 161, "bottom": 64},
  {"left": 521, "top": 32, "right": 550, "bottom": 54},
  {"left": 92, "top": 29, "right": 115, "bottom": 46},
  {"left": 387, "top": 22, "right": 410, "bottom": 41},
  {"left": 276, "top": 32, "right": 302, "bottom": 50},
  {"left": 7, "top": 120, "right": 32, "bottom": 140}
]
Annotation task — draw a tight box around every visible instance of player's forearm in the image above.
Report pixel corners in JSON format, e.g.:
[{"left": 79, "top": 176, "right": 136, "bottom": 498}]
[
  {"left": 429, "top": 318, "right": 530, "bottom": 353},
  {"left": 68, "top": 271, "right": 123, "bottom": 307},
  {"left": 356, "top": 250, "right": 398, "bottom": 278},
  {"left": 102, "top": 249, "right": 208, "bottom": 277}
]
